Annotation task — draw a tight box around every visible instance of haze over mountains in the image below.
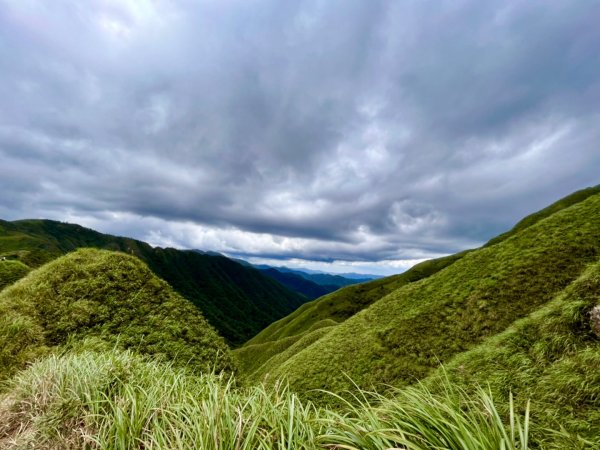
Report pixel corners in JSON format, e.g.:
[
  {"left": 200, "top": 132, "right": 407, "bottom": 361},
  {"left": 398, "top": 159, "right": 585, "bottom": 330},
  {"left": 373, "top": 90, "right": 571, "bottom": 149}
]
[{"left": 237, "top": 262, "right": 380, "bottom": 299}]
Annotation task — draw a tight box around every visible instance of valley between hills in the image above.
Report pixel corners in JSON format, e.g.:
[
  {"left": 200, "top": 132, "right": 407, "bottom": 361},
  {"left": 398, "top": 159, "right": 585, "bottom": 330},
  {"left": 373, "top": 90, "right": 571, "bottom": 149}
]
[{"left": 1, "top": 185, "right": 599, "bottom": 449}]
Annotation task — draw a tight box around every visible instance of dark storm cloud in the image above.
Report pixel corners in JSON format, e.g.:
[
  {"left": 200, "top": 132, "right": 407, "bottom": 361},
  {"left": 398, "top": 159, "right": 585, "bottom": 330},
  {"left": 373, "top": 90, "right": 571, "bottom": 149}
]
[{"left": 1, "top": 0, "right": 599, "bottom": 272}]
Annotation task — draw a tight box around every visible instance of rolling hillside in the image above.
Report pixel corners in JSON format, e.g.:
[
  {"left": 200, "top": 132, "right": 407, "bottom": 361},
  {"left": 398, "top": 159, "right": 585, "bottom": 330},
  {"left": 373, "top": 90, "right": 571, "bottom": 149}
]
[
  {"left": 239, "top": 187, "right": 600, "bottom": 397},
  {"left": 235, "top": 252, "right": 467, "bottom": 377},
  {"left": 0, "top": 219, "right": 308, "bottom": 345},
  {"left": 0, "top": 249, "right": 235, "bottom": 380}
]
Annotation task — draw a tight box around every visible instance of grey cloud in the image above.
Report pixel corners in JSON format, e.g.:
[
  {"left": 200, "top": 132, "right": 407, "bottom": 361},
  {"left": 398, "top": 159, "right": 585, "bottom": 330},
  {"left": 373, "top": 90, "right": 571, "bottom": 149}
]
[{"left": 0, "top": 0, "right": 599, "bottom": 268}]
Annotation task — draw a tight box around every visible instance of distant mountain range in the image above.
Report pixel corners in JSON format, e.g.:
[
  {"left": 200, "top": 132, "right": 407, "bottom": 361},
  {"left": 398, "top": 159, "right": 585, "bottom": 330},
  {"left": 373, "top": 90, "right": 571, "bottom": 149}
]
[{"left": 229, "top": 260, "right": 381, "bottom": 299}]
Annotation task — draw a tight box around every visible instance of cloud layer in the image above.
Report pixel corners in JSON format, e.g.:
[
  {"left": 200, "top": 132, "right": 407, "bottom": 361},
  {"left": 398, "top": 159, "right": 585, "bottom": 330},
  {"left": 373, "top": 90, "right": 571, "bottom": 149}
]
[{"left": 1, "top": 0, "right": 599, "bottom": 274}]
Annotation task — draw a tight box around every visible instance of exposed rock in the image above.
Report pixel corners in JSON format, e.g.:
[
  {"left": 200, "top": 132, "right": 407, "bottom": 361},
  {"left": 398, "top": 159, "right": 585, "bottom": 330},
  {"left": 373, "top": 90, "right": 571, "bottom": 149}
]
[{"left": 591, "top": 305, "right": 600, "bottom": 337}]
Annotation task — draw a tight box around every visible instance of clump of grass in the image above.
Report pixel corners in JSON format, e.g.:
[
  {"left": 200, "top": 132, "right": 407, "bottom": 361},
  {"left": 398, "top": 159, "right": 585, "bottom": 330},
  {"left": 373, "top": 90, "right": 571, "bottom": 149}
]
[
  {"left": 0, "top": 348, "right": 534, "bottom": 450},
  {"left": 319, "top": 380, "right": 529, "bottom": 450},
  {"left": 0, "top": 348, "right": 318, "bottom": 449}
]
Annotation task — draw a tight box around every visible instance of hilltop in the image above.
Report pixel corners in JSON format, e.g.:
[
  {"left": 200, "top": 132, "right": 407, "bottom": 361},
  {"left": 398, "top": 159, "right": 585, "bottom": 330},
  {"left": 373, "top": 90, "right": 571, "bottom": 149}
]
[
  {"left": 0, "top": 219, "right": 307, "bottom": 345},
  {"left": 0, "top": 248, "right": 234, "bottom": 380}
]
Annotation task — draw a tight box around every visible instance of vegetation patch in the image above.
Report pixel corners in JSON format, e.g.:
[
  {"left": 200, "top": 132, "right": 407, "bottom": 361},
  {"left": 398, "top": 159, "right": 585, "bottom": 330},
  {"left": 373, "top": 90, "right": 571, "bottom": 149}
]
[
  {"left": 430, "top": 259, "right": 600, "bottom": 448},
  {"left": 0, "top": 260, "right": 30, "bottom": 291}
]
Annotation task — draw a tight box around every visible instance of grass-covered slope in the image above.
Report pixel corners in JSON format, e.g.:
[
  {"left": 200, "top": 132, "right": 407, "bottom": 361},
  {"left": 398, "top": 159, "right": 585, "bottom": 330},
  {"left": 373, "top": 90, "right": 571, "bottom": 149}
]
[
  {"left": 246, "top": 252, "right": 467, "bottom": 347},
  {"left": 259, "top": 191, "right": 600, "bottom": 395},
  {"left": 430, "top": 258, "right": 600, "bottom": 447},
  {"left": 0, "top": 259, "right": 30, "bottom": 291},
  {"left": 244, "top": 185, "right": 600, "bottom": 350},
  {"left": 0, "top": 249, "right": 234, "bottom": 380},
  {"left": 0, "top": 219, "right": 307, "bottom": 345}
]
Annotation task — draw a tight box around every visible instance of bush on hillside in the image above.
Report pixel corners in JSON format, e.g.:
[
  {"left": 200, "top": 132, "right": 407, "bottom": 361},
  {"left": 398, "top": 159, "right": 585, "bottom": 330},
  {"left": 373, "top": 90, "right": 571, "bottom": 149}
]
[{"left": 0, "top": 260, "right": 30, "bottom": 291}]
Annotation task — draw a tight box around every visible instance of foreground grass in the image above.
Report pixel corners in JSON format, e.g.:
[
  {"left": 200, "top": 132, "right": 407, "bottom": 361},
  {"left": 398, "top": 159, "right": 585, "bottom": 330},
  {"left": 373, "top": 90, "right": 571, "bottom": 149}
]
[{"left": 0, "top": 348, "right": 532, "bottom": 450}]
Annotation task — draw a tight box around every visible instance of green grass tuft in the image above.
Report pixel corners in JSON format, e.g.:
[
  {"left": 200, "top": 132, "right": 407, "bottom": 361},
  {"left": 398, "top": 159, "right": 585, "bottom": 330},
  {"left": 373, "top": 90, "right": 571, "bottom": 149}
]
[{"left": 0, "top": 260, "right": 30, "bottom": 292}]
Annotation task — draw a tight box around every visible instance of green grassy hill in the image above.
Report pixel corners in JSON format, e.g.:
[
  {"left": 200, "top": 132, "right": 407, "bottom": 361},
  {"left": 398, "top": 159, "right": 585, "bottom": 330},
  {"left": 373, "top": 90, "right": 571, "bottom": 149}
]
[
  {"left": 0, "top": 219, "right": 307, "bottom": 345},
  {"left": 0, "top": 248, "right": 235, "bottom": 380},
  {"left": 248, "top": 189, "right": 600, "bottom": 397}
]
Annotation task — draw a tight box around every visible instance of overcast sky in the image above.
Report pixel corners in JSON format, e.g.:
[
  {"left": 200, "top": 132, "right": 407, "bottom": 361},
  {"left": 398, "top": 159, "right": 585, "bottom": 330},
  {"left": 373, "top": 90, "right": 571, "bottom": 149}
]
[{"left": 1, "top": 0, "right": 599, "bottom": 275}]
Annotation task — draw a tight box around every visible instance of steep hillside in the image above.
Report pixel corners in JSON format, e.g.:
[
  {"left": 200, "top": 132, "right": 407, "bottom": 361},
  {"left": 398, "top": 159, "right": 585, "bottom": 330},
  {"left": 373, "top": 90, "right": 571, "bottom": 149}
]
[
  {"left": 255, "top": 191, "right": 600, "bottom": 396},
  {"left": 418, "top": 259, "right": 600, "bottom": 447},
  {"left": 0, "top": 219, "right": 307, "bottom": 345},
  {"left": 246, "top": 253, "right": 466, "bottom": 347},
  {"left": 484, "top": 184, "right": 600, "bottom": 247},
  {"left": 242, "top": 185, "right": 600, "bottom": 351},
  {"left": 0, "top": 249, "right": 234, "bottom": 380}
]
